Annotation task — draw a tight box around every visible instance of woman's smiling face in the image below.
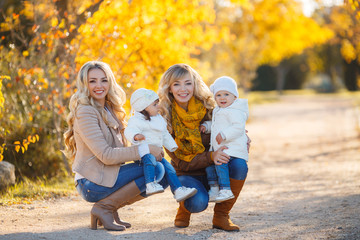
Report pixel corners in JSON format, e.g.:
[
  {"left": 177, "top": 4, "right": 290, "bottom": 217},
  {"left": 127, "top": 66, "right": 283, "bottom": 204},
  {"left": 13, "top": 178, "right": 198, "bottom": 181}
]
[
  {"left": 170, "top": 72, "right": 194, "bottom": 111},
  {"left": 87, "top": 68, "right": 109, "bottom": 107}
]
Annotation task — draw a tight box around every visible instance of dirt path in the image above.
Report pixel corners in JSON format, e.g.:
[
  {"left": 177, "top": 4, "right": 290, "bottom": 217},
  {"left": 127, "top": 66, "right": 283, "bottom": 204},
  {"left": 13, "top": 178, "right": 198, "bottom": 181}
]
[{"left": 1, "top": 94, "right": 360, "bottom": 240}]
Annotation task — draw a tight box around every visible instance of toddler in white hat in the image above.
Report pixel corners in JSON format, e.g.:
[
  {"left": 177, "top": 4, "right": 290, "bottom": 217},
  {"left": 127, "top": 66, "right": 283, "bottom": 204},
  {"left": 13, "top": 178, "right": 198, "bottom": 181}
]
[
  {"left": 200, "top": 76, "right": 249, "bottom": 203},
  {"left": 125, "top": 88, "right": 197, "bottom": 201}
]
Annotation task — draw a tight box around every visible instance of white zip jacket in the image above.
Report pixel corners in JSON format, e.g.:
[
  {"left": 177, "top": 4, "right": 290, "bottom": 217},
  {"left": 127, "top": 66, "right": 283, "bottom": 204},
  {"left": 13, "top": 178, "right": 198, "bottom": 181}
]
[
  {"left": 124, "top": 112, "right": 178, "bottom": 152},
  {"left": 202, "top": 99, "right": 249, "bottom": 161}
]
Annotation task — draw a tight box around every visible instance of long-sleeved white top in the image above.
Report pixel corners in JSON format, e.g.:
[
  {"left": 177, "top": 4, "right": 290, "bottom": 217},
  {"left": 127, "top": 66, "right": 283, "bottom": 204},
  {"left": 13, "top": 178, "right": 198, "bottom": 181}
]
[
  {"left": 124, "top": 112, "right": 178, "bottom": 152},
  {"left": 202, "top": 99, "right": 249, "bottom": 161}
]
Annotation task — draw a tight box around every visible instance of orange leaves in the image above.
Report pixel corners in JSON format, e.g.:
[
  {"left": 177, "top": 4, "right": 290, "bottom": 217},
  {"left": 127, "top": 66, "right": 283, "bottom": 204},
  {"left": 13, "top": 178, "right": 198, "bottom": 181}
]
[
  {"left": 28, "top": 135, "right": 39, "bottom": 143},
  {"left": 0, "top": 143, "right": 6, "bottom": 162},
  {"left": 347, "top": 0, "right": 360, "bottom": 19},
  {"left": 13, "top": 135, "right": 40, "bottom": 153},
  {"left": 22, "top": 51, "right": 29, "bottom": 57},
  {"left": 323, "top": 4, "right": 360, "bottom": 64},
  {"left": 12, "top": 13, "right": 20, "bottom": 19},
  {"left": 341, "top": 39, "right": 357, "bottom": 63},
  {"left": 0, "top": 76, "right": 7, "bottom": 110},
  {"left": 0, "top": 143, "right": 5, "bottom": 161},
  {"left": 13, "top": 141, "right": 22, "bottom": 153}
]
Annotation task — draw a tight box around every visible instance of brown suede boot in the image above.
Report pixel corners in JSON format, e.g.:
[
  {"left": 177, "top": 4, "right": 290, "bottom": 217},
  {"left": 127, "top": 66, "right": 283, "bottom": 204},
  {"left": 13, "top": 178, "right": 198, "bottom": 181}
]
[
  {"left": 91, "top": 181, "right": 141, "bottom": 231},
  {"left": 174, "top": 201, "right": 191, "bottom": 228},
  {"left": 212, "top": 178, "right": 246, "bottom": 232}
]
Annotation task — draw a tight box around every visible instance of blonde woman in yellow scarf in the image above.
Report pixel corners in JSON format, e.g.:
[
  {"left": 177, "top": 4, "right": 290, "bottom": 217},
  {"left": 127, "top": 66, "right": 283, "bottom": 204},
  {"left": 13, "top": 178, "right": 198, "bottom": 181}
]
[{"left": 158, "top": 64, "right": 250, "bottom": 232}]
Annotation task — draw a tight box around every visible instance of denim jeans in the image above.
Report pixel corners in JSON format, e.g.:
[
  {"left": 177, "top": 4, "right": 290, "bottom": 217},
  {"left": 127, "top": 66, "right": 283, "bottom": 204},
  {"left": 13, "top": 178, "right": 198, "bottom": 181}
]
[
  {"left": 159, "top": 158, "right": 182, "bottom": 192},
  {"left": 142, "top": 153, "right": 158, "bottom": 184},
  {"left": 206, "top": 157, "right": 243, "bottom": 190},
  {"left": 179, "top": 157, "right": 248, "bottom": 213},
  {"left": 75, "top": 161, "right": 167, "bottom": 202},
  {"left": 142, "top": 154, "right": 182, "bottom": 192},
  {"left": 205, "top": 165, "right": 218, "bottom": 186}
]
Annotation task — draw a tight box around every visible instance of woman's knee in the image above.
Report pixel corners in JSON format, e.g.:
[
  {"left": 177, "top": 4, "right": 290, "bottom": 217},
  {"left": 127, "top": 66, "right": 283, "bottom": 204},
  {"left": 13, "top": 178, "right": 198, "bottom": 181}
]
[
  {"left": 229, "top": 158, "right": 248, "bottom": 180},
  {"left": 184, "top": 192, "right": 208, "bottom": 213},
  {"left": 178, "top": 175, "right": 209, "bottom": 213}
]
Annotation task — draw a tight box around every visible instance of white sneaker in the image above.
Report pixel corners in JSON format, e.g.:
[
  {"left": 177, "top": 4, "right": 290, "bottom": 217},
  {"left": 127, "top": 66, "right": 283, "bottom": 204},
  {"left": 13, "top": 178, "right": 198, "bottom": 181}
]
[
  {"left": 174, "top": 186, "right": 198, "bottom": 202},
  {"left": 208, "top": 185, "right": 220, "bottom": 202},
  {"left": 146, "top": 182, "right": 164, "bottom": 195},
  {"left": 215, "top": 189, "right": 234, "bottom": 203}
]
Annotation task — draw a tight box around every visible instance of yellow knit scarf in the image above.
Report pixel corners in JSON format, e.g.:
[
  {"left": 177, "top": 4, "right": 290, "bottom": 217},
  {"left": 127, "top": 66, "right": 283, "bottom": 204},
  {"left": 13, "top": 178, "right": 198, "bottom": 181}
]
[{"left": 171, "top": 97, "right": 207, "bottom": 162}]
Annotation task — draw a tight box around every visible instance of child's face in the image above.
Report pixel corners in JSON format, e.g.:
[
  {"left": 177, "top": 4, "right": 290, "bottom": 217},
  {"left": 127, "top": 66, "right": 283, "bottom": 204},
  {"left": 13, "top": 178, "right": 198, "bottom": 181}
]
[
  {"left": 215, "top": 90, "right": 236, "bottom": 108},
  {"left": 145, "top": 99, "right": 160, "bottom": 117}
]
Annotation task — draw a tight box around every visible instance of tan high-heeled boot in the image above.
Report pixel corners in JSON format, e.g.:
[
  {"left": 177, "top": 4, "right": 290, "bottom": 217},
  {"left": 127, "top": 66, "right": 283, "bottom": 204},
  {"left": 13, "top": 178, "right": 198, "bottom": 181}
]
[
  {"left": 212, "top": 178, "right": 246, "bottom": 232},
  {"left": 90, "top": 181, "right": 141, "bottom": 231},
  {"left": 174, "top": 201, "right": 191, "bottom": 228},
  {"left": 99, "top": 194, "right": 145, "bottom": 228}
]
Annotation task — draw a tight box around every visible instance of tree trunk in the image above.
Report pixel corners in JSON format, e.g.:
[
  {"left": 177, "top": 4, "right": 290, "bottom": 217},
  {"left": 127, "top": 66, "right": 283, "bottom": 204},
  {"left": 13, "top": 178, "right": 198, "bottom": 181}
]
[
  {"left": 276, "top": 63, "right": 289, "bottom": 95},
  {"left": 343, "top": 60, "right": 359, "bottom": 91}
]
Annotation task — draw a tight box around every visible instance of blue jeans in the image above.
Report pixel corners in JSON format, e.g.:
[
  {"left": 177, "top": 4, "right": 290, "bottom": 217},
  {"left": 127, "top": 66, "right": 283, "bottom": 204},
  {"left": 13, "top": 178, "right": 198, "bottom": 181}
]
[
  {"left": 179, "top": 158, "right": 248, "bottom": 213},
  {"left": 206, "top": 157, "right": 241, "bottom": 190},
  {"left": 142, "top": 154, "right": 158, "bottom": 184},
  {"left": 75, "top": 161, "right": 167, "bottom": 202},
  {"left": 159, "top": 158, "right": 182, "bottom": 192},
  {"left": 142, "top": 154, "right": 182, "bottom": 192}
]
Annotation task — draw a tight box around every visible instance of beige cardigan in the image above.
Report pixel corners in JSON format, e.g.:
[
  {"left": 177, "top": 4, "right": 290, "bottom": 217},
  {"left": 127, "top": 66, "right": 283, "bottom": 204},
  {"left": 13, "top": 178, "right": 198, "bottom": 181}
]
[{"left": 72, "top": 104, "right": 140, "bottom": 187}]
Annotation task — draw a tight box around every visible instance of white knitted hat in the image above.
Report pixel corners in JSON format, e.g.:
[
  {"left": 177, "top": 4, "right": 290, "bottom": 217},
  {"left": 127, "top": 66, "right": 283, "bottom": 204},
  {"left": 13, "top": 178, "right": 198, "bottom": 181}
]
[
  {"left": 210, "top": 76, "right": 239, "bottom": 98},
  {"left": 130, "top": 88, "right": 159, "bottom": 112}
]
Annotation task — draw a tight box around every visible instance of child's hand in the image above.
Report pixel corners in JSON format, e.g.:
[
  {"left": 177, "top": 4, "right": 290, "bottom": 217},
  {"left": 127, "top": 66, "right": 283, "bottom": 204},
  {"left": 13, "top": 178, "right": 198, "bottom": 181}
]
[
  {"left": 134, "top": 134, "right": 145, "bottom": 141},
  {"left": 199, "top": 125, "right": 206, "bottom": 133},
  {"left": 246, "top": 129, "right": 251, "bottom": 153},
  {"left": 216, "top": 133, "right": 224, "bottom": 144}
]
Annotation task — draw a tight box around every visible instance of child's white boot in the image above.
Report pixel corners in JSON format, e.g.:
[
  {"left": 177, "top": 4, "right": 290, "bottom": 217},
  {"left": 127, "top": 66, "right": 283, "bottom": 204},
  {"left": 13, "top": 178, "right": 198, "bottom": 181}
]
[
  {"left": 174, "top": 186, "right": 198, "bottom": 202},
  {"left": 208, "top": 185, "right": 220, "bottom": 202},
  {"left": 146, "top": 182, "right": 164, "bottom": 195},
  {"left": 215, "top": 189, "right": 234, "bottom": 203}
]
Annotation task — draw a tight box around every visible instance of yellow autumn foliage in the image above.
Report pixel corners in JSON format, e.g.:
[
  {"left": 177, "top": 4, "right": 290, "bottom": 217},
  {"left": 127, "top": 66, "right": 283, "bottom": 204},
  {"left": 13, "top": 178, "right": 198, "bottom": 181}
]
[
  {"left": 74, "top": 0, "right": 220, "bottom": 96},
  {"left": 200, "top": 0, "right": 334, "bottom": 89},
  {"left": 242, "top": 0, "right": 334, "bottom": 65},
  {"left": 0, "top": 76, "right": 4, "bottom": 110}
]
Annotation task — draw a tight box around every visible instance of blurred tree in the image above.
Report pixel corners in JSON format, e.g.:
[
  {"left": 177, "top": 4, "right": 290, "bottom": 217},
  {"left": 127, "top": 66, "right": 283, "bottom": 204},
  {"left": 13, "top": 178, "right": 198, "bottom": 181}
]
[
  {"left": 0, "top": 0, "right": 105, "bottom": 178},
  {"left": 73, "top": 0, "right": 220, "bottom": 101},
  {"left": 283, "top": 54, "right": 309, "bottom": 89},
  {"left": 306, "top": 1, "right": 360, "bottom": 91},
  {"left": 203, "top": 0, "right": 333, "bottom": 93},
  {"left": 252, "top": 54, "right": 308, "bottom": 91},
  {"left": 251, "top": 65, "right": 277, "bottom": 91},
  {"left": 344, "top": 59, "right": 360, "bottom": 90}
]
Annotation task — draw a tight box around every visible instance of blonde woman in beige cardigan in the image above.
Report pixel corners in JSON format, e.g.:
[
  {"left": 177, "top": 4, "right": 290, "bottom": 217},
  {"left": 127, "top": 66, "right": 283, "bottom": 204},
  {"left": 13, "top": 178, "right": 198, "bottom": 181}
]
[{"left": 64, "top": 61, "right": 167, "bottom": 231}]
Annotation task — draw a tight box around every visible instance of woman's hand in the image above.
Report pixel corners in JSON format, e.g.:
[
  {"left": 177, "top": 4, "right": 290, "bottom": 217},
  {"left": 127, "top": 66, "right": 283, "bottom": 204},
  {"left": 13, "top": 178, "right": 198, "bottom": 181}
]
[
  {"left": 246, "top": 130, "right": 251, "bottom": 153},
  {"left": 212, "top": 146, "right": 230, "bottom": 165},
  {"left": 149, "top": 145, "right": 164, "bottom": 161}
]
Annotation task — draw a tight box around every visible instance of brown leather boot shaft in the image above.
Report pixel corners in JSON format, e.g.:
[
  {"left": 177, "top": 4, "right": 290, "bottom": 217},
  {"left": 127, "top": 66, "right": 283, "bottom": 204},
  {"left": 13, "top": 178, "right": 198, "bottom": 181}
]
[{"left": 213, "top": 178, "right": 246, "bottom": 232}]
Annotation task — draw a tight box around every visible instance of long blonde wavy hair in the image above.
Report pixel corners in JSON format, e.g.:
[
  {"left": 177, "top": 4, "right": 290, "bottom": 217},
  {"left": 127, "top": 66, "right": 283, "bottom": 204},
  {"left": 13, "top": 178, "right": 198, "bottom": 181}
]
[
  {"left": 63, "top": 61, "right": 127, "bottom": 160},
  {"left": 158, "top": 63, "right": 216, "bottom": 134}
]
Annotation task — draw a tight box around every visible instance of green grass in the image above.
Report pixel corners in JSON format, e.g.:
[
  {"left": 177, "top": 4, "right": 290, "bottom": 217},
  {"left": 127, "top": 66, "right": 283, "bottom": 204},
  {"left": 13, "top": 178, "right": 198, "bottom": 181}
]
[{"left": 0, "top": 176, "right": 76, "bottom": 206}]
